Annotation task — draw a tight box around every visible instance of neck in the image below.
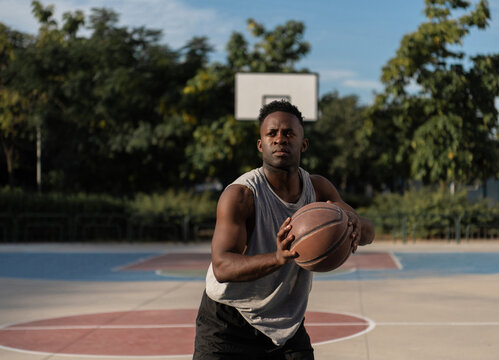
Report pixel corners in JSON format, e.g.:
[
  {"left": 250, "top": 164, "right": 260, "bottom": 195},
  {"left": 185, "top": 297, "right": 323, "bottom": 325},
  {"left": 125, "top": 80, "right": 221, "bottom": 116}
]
[{"left": 262, "top": 164, "right": 302, "bottom": 203}]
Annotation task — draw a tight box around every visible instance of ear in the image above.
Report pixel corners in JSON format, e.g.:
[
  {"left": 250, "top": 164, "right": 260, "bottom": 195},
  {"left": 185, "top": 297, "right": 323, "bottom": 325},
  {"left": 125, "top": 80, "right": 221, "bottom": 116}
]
[
  {"left": 257, "top": 139, "right": 263, "bottom": 153},
  {"left": 301, "top": 138, "right": 309, "bottom": 153}
]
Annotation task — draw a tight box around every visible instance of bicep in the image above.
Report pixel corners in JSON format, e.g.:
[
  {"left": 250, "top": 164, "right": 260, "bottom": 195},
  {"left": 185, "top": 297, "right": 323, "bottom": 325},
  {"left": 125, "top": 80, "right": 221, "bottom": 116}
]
[{"left": 211, "top": 185, "right": 253, "bottom": 259}]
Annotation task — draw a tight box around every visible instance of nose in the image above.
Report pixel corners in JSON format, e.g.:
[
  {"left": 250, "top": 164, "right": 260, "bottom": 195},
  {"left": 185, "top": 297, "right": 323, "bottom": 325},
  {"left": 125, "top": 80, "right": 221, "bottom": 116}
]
[{"left": 274, "top": 132, "right": 287, "bottom": 144}]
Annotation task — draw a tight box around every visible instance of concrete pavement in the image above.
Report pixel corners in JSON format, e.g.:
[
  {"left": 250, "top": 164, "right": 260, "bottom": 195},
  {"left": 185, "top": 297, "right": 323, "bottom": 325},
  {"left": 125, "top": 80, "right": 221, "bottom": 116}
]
[{"left": 1, "top": 241, "right": 498, "bottom": 359}]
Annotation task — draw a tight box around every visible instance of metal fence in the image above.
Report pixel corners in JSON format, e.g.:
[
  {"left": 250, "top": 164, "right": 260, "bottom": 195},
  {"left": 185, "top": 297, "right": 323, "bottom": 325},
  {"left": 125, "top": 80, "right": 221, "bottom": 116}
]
[
  {"left": 0, "top": 213, "right": 216, "bottom": 243},
  {"left": 367, "top": 213, "right": 499, "bottom": 243},
  {"left": 0, "top": 212, "right": 497, "bottom": 243}
]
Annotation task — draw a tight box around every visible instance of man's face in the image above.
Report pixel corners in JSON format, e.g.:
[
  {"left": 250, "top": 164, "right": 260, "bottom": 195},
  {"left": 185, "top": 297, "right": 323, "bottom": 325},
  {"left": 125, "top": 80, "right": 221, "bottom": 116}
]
[{"left": 257, "top": 111, "right": 308, "bottom": 170}]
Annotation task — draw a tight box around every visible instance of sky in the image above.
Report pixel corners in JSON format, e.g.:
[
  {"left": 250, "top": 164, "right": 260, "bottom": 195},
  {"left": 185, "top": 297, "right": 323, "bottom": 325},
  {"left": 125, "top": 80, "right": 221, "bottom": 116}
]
[{"left": 1, "top": 0, "right": 498, "bottom": 105}]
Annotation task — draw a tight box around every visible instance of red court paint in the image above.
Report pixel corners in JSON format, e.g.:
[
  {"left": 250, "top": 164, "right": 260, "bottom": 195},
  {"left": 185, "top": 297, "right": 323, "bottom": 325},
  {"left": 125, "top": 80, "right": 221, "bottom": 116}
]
[
  {"left": 120, "top": 251, "right": 399, "bottom": 273},
  {"left": 0, "top": 309, "right": 373, "bottom": 357},
  {"left": 120, "top": 253, "right": 212, "bottom": 271},
  {"left": 343, "top": 252, "right": 401, "bottom": 270}
]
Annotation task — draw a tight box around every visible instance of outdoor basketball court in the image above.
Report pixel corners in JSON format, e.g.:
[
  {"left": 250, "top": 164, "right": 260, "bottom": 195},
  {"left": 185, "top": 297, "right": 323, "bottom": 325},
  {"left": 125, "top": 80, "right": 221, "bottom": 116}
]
[{"left": 1, "top": 240, "right": 499, "bottom": 360}]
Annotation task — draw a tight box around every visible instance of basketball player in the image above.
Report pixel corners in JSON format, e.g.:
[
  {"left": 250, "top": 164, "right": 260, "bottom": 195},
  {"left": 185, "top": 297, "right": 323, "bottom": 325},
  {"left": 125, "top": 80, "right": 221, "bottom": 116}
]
[{"left": 193, "top": 100, "right": 374, "bottom": 359}]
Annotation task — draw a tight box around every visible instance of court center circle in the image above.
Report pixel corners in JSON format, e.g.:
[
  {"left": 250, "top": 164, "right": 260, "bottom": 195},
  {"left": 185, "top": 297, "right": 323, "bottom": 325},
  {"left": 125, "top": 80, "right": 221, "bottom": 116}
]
[{"left": 0, "top": 309, "right": 374, "bottom": 357}]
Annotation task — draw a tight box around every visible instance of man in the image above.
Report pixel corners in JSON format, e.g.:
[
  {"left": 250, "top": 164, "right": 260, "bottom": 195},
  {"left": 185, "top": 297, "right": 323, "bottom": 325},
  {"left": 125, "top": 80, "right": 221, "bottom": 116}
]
[{"left": 194, "top": 100, "right": 374, "bottom": 359}]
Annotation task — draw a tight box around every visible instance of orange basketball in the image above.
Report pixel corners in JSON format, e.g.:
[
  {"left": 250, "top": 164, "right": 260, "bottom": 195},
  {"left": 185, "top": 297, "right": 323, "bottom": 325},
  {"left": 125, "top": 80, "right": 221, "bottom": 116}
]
[{"left": 289, "top": 202, "right": 352, "bottom": 272}]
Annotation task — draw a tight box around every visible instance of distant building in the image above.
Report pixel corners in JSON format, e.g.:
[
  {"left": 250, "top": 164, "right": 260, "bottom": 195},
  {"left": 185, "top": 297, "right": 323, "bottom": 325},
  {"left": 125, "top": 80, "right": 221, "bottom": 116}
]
[{"left": 467, "top": 178, "right": 499, "bottom": 203}]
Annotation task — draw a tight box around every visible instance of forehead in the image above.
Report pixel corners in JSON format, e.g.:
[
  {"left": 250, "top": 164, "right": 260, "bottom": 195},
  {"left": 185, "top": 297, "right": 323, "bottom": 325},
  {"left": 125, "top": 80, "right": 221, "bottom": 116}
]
[{"left": 260, "top": 111, "right": 303, "bottom": 130}]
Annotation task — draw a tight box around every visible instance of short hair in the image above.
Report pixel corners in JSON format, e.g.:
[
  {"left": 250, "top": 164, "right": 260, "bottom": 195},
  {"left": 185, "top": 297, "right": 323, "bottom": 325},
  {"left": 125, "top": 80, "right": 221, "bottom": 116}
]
[{"left": 257, "top": 100, "right": 304, "bottom": 127}]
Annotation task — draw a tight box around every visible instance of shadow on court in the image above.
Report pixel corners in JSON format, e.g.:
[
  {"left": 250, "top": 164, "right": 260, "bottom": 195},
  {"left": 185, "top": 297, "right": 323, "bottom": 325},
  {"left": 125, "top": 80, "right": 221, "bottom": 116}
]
[{"left": 1, "top": 241, "right": 499, "bottom": 360}]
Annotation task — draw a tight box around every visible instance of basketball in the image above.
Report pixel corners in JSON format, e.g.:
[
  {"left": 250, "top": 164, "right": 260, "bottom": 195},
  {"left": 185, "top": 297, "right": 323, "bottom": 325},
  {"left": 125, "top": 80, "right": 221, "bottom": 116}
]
[{"left": 289, "top": 202, "right": 353, "bottom": 272}]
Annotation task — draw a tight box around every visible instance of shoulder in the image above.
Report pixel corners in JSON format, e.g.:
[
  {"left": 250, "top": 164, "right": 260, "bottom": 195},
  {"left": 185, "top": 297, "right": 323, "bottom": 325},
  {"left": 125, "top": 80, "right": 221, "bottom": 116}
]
[
  {"left": 231, "top": 167, "right": 262, "bottom": 187},
  {"left": 310, "top": 174, "right": 329, "bottom": 188},
  {"left": 217, "top": 184, "right": 254, "bottom": 219},
  {"left": 222, "top": 184, "right": 254, "bottom": 204},
  {"left": 310, "top": 174, "right": 342, "bottom": 202}
]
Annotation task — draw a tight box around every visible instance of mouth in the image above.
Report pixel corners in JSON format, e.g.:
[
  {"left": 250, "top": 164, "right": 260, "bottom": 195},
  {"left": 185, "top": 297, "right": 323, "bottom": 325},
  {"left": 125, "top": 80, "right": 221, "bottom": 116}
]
[{"left": 273, "top": 148, "right": 290, "bottom": 156}]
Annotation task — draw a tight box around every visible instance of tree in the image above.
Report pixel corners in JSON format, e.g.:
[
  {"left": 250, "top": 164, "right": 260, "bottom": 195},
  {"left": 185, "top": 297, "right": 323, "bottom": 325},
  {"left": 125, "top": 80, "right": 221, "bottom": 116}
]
[
  {"left": 304, "top": 92, "right": 368, "bottom": 193},
  {"left": 3, "top": 2, "right": 89, "bottom": 191},
  {"left": 181, "top": 19, "right": 312, "bottom": 185},
  {"left": 365, "top": 0, "right": 499, "bottom": 190},
  {"left": 0, "top": 23, "right": 36, "bottom": 187},
  {"left": 227, "top": 19, "right": 310, "bottom": 72},
  {"left": 1, "top": 5, "right": 323, "bottom": 194},
  {"left": 0, "top": 85, "right": 32, "bottom": 187},
  {"left": 8, "top": 2, "right": 214, "bottom": 193}
]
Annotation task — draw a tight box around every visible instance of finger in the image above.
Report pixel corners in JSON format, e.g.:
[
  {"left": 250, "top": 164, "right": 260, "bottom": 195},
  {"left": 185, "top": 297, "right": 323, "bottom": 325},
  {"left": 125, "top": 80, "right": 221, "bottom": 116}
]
[
  {"left": 278, "top": 217, "right": 291, "bottom": 231},
  {"left": 282, "top": 246, "right": 299, "bottom": 258},
  {"left": 350, "top": 226, "right": 358, "bottom": 253},
  {"left": 281, "top": 233, "right": 295, "bottom": 249},
  {"left": 351, "top": 236, "right": 358, "bottom": 252},
  {"left": 277, "top": 220, "right": 292, "bottom": 240}
]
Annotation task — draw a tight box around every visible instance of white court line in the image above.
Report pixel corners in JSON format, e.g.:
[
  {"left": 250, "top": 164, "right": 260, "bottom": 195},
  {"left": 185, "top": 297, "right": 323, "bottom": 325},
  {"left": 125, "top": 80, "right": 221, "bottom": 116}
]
[
  {"left": 3, "top": 320, "right": 499, "bottom": 331},
  {"left": 0, "top": 324, "right": 195, "bottom": 330},
  {"left": 0, "top": 323, "right": 194, "bottom": 359},
  {"left": 389, "top": 252, "right": 403, "bottom": 269},
  {"left": 310, "top": 314, "right": 376, "bottom": 346},
  {"left": 4, "top": 318, "right": 496, "bottom": 358},
  {"left": 1, "top": 322, "right": 369, "bottom": 331},
  {"left": 0, "top": 344, "right": 191, "bottom": 359},
  {"left": 308, "top": 322, "right": 499, "bottom": 326}
]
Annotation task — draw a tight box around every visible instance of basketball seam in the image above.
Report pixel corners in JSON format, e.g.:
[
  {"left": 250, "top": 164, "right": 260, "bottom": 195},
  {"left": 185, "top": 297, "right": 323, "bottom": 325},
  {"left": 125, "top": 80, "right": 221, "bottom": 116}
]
[
  {"left": 290, "top": 214, "right": 345, "bottom": 249},
  {"left": 291, "top": 205, "right": 341, "bottom": 222},
  {"left": 295, "top": 224, "right": 351, "bottom": 265}
]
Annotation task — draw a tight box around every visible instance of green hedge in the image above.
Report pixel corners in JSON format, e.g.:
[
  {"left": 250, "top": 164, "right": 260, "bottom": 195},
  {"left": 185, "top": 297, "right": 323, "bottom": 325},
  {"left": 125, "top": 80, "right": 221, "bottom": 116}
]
[
  {"left": 361, "top": 188, "right": 492, "bottom": 215},
  {"left": 0, "top": 187, "right": 126, "bottom": 215},
  {"left": 0, "top": 187, "right": 217, "bottom": 218},
  {"left": 128, "top": 190, "right": 217, "bottom": 219},
  {"left": 360, "top": 187, "right": 499, "bottom": 240},
  {"left": 1, "top": 186, "right": 497, "bottom": 241}
]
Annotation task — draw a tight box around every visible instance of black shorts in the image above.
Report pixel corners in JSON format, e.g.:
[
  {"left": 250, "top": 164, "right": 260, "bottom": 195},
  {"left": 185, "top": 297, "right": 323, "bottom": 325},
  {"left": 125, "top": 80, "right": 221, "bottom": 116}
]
[{"left": 193, "top": 291, "right": 314, "bottom": 360}]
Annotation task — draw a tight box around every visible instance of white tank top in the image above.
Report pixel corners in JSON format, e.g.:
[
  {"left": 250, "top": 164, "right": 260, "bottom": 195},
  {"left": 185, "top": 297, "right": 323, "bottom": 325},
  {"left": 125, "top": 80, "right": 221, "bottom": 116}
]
[{"left": 205, "top": 167, "right": 316, "bottom": 345}]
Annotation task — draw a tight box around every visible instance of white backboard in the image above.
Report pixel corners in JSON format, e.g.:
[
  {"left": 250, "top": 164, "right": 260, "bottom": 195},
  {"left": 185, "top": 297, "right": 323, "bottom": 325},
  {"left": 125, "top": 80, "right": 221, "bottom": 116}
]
[{"left": 235, "top": 73, "right": 318, "bottom": 121}]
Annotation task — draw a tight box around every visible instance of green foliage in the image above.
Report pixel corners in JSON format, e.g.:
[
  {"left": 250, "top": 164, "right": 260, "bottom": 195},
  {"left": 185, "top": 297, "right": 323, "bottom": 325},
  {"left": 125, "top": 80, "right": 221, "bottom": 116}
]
[
  {"left": 365, "top": 0, "right": 499, "bottom": 188},
  {"left": 1, "top": 0, "right": 497, "bottom": 200},
  {"left": 185, "top": 116, "right": 243, "bottom": 178},
  {"left": 364, "top": 187, "right": 491, "bottom": 216},
  {"left": 181, "top": 18, "right": 312, "bottom": 185},
  {"left": 0, "top": 24, "right": 35, "bottom": 186},
  {"left": 0, "top": 187, "right": 217, "bottom": 219},
  {"left": 0, "top": 2, "right": 319, "bottom": 193},
  {"left": 0, "top": 187, "right": 125, "bottom": 214},
  {"left": 304, "top": 92, "right": 367, "bottom": 192},
  {"left": 362, "top": 186, "right": 499, "bottom": 238},
  {"left": 128, "top": 190, "right": 217, "bottom": 218},
  {"left": 227, "top": 19, "right": 310, "bottom": 72},
  {"left": 1, "top": 2, "right": 214, "bottom": 193}
]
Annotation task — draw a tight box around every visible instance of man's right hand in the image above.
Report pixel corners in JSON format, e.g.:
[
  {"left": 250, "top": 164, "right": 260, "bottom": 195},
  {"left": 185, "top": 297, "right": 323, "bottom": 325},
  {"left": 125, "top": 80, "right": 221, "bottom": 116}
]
[{"left": 275, "top": 217, "right": 299, "bottom": 265}]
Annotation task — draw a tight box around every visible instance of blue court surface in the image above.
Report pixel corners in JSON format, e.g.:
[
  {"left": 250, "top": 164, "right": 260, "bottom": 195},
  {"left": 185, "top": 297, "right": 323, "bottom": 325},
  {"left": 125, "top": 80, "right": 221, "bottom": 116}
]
[{"left": 1, "top": 251, "right": 499, "bottom": 282}]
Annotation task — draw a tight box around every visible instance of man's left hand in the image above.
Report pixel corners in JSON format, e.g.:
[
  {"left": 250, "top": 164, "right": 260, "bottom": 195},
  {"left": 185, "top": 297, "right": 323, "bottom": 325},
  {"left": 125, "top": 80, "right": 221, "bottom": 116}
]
[{"left": 344, "top": 210, "right": 361, "bottom": 253}]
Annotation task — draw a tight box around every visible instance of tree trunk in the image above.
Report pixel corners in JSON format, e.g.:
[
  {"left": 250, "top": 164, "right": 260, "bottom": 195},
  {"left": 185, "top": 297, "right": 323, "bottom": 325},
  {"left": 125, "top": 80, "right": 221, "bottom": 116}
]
[{"left": 0, "top": 135, "right": 15, "bottom": 187}]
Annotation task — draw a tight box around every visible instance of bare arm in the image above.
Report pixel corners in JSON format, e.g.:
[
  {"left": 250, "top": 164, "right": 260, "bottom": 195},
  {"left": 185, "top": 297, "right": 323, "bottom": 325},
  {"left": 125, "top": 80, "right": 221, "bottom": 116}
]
[
  {"left": 211, "top": 184, "right": 298, "bottom": 283},
  {"left": 311, "top": 175, "right": 375, "bottom": 251}
]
